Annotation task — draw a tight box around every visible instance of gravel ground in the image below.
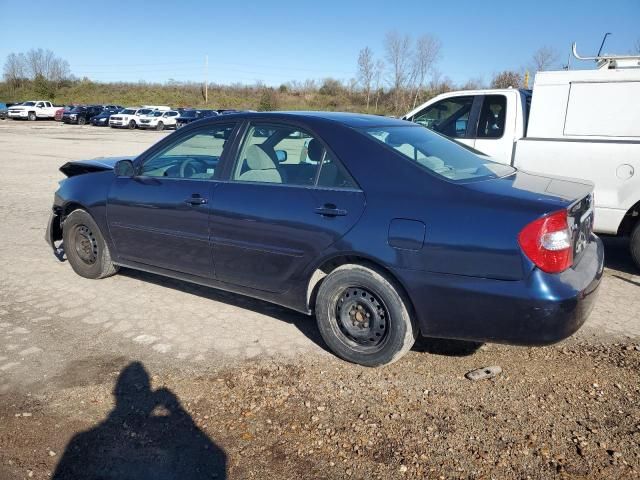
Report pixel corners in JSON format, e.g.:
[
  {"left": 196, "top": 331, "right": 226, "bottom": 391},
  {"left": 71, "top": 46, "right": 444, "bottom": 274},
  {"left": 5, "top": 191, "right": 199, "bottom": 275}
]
[{"left": 0, "top": 120, "right": 639, "bottom": 479}]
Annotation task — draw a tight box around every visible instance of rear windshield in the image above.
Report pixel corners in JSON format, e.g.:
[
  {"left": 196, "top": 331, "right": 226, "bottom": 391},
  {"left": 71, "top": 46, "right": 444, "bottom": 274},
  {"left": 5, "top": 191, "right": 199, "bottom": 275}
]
[{"left": 362, "top": 125, "right": 515, "bottom": 182}]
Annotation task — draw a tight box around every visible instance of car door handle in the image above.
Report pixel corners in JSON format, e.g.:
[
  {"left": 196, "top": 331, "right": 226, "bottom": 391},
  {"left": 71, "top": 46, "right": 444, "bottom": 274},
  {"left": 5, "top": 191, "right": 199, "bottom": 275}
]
[
  {"left": 314, "top": 204, "right": 347, "bottom": 217},
  {"left": 184, "top": 196, "right": 208, "bottom": 206}
]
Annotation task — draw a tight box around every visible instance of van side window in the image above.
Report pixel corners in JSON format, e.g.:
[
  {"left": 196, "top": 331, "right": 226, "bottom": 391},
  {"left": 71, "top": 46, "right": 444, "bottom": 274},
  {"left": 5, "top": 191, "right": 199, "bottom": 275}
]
[{"left": 477, "top": 95, "right": 507, "bottom": 139}]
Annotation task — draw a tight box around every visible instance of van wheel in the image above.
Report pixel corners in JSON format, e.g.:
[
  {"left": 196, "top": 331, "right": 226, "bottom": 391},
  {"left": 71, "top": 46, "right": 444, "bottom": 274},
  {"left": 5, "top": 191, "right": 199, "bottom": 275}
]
[
  {"left": 631, "top": 222, "right": 640, "bottom": 271},
  {"left": 63, "top": 209, "right": 119, "bottom": 279},
  {"left": 315, "top": 264, "right": 417, "bottom": 367},
  {"left": 128, "top": 120, "right": 136, "bottom": 129},
  {"left": 156, "top": 121, "right": 164, "bottom": 131},
  {"left": 28, "top": 112, "right": 36, "bottom": 121}
]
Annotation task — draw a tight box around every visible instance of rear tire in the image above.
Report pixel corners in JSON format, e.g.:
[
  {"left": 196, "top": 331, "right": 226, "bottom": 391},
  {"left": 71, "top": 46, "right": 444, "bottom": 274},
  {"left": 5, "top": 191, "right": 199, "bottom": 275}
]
[
  {"left": 631, "top": 221, "right": 640, "bottom": 271},
  {"left": 62, "top": 209, "right": 119, "bottom": 279},
  {"left": 128, "top": 120, "right": 136, "bottom": 129},
  {"left": 315, "top": 264, "right": 417, "bottom": 367},
  {"left": 28, "top": 112, "right": 36, "bottom": 121}
]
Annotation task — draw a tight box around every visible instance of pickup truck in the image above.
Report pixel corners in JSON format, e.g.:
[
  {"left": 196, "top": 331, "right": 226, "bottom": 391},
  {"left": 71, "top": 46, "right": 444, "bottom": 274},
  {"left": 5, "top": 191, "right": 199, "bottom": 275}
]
[
  {"left": 8, "top": 100, "right": 58, "bottom": 121},
  {"left": 404, "top": 49, "right": 640, "bottom": 268}
]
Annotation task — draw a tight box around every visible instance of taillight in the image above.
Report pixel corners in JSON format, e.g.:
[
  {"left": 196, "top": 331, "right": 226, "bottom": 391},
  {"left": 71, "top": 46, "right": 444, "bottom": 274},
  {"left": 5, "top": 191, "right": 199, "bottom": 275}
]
[{"left": 518, "top": 210, "right": 573, "bottom": 274}]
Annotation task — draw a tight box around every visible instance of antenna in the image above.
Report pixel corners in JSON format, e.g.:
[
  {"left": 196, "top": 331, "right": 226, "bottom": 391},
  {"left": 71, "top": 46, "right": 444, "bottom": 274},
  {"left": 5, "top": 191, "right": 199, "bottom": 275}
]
[{"left": 597, "top": 33, "right": 612, "bottom": 57}]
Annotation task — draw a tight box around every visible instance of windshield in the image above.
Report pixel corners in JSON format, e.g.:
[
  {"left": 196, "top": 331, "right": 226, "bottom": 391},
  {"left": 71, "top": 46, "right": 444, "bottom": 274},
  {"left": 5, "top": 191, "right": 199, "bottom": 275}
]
[
  {"left": 70, "top": 106, "right": 86, "bottom": 113},
  {"left": 180, "top": 110, "right": 199, "bottom": 118},
  {"left": 21, "top": 102, "right": 36, "bottom": 107},
  {"left": 121, "top": 109, "right": 136, "bottom": 115},
  {"left": 362, "top": 125, "right": 515, "bottom": 182},
  {"left": 138, "top": 109, "right": 153, "bottom": 115},
  {"left": 153, "top": 111, "right": 164, "bottom": 117}
]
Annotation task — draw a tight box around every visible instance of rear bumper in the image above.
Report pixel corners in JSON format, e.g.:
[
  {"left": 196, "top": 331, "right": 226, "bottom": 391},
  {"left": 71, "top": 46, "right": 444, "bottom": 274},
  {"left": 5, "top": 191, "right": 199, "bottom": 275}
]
[{"left": 396, "top": 235, "right": 604, "bottom": 346}]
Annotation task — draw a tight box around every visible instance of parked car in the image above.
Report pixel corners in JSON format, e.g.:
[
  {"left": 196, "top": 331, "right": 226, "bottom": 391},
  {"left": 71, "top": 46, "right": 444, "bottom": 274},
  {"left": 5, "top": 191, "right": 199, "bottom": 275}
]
[
  {"left": 0, "top": 102, "right": 7, "bottom": 120},
  {"left": 90, "top": 107, "right": 121, "bottom": 127},
  {"left": 175, "top": 109, "right": 217, "bottom": 128},
  {"left": 404, "top": 46, "right": 640, "bottom": 268},
  {"left": 137, "top": 110, "right": 180, "bottom": 130},
  {"left": 109, "top": 107, "right": 155, "bottom": 129},
  {"left": 62, "top": 105, "right": 104, "bottom": 125},
  {"left": 8, "top": 100, "right": 58, "bottom": 120},
  {"left": 46, "top": 112, "right": 603, "bottom": 366},
  {"left": 54, "top": 107, "right": 65, "bottom": 121}
]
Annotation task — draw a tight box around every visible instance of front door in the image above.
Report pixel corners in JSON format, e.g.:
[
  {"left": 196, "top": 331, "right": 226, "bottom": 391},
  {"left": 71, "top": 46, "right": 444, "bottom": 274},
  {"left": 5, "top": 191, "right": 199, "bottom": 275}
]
[
  {"left": 107, "top": 123, "right": 237, "bottom": 277},
  {"left": 473, "top": 94, "right": 512, "bottom": 163},
  {"left": 210, "top": 122, "right": 365, "bottom": 293}
]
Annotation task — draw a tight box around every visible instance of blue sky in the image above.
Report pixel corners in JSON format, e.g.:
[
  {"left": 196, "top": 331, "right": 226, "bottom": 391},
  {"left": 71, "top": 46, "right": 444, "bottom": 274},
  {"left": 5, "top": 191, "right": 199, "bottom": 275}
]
[{"left": 1, "top": 0, "right": 638, "bottom": 86}]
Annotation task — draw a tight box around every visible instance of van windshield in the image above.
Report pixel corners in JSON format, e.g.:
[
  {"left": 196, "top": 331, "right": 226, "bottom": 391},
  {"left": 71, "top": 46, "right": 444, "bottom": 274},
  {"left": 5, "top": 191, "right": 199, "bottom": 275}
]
[{"left": 362, "top": 125, "right": 515, "bottom": 182}]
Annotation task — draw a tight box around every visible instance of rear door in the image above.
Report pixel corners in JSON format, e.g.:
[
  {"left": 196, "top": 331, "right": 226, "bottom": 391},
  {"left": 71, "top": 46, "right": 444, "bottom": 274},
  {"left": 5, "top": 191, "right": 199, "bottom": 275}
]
[
  {"left": 107, "top": 123, "right": 238, "bottom": 277},
  {"left": 210, "top": 121, "right": 365, "bottom": 293}
]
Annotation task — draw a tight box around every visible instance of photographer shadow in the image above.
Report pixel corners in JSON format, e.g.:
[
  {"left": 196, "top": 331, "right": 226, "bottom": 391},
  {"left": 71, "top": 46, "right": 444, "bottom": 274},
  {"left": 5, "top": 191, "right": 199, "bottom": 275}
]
[{"left": 52, "top": 361, "right": 226, "bottom": 480}]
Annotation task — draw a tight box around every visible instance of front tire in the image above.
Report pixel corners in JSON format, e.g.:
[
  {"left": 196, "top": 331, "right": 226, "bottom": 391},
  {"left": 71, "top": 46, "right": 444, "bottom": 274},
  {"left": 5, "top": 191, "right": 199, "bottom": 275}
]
[
  {"left": 156, "top": 121, "right": 164, "bottom": 131},
  {"left": 28, "top": 112, "right": 37, "bottom": 121},
  {"left": 128, "top": 120, "right": 136, "bottom": 129},
  {"left": 631, "top": 221, "right": 640, "bottom": 271},
  {"left": 315, "top": 264, "right": 417, "bottom": 366},
  {"left": 78, "top": 117, "right": 86, "bottom": 125},
  {"left": 62, "top": 209, "right": 119, "bottom": 279}
]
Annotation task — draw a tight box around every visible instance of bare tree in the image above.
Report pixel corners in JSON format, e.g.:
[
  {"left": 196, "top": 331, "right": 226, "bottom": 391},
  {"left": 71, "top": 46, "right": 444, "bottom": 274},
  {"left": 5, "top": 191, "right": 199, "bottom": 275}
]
[
  {"left": 384, "top": 31, "right": 412, "bottom": 113},
  {"left": 531, "top": 46, "right": 559, "bottom": 72},
  {"left": 357, "top": 46, "right": 375, "bottom": 110},
  {"left": 491, "top": 70, "right": 522, "bottom": 88},
  {"left": 410, "top": 34, "right": 441, "bottom": 109},
  {"left": 461, "top": 77, "right": 484, "bottom": 90},
  {"left": 2, "top": 53, "right": 27, "bottom": 89},
  {"left": 22, "top": 48, "right": 70, "bottom": 83},
  {"left": 373, "top": 60, "right": 385, "bottom": 112}
]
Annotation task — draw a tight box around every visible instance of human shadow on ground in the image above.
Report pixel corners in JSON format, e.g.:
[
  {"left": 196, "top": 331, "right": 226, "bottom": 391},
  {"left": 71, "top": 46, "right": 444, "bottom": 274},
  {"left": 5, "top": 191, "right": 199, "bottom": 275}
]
[{"left": 52, "top": 361, "right": 226, "bottom": 480}]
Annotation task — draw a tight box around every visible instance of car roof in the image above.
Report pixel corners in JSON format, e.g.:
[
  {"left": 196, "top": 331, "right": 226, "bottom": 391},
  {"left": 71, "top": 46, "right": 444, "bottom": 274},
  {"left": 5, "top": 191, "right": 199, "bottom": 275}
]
[{"left": 204, "top": 111, "right": 412, "bottom": 128}]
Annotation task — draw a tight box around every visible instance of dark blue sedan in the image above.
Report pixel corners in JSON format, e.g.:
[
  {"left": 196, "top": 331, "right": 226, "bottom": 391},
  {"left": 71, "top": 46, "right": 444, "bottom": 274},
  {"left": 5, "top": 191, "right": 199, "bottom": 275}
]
[{"left": 46, "top": 112, "right": 603, "bottom": 366}]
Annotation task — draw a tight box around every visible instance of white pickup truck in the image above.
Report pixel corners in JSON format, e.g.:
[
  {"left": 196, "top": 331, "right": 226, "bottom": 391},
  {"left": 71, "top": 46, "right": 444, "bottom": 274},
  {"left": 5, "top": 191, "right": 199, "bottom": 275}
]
[
  {"left": 8, "top": 101, "right": 58, "bottom": 121},
  {"left": 404, "top": 49, "right": 640, "bottom": 267}
]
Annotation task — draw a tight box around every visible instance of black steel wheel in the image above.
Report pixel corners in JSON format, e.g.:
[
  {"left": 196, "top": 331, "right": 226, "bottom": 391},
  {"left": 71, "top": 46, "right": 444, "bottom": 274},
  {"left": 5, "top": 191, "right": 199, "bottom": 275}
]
[
  {"left": 315, "top": 264, "right": 417, "bottom": 366},
  {"left": 63, "top": 209, "right": 119, "bottom": 279}
]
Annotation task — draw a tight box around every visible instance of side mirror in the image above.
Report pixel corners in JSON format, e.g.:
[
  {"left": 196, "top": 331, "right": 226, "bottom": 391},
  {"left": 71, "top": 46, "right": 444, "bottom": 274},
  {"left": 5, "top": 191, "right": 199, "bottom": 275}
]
[
  {"left": 275, "top": 149, "right": 287, "bottom": 163},
  {"left": 114, "top": 159, "right": 135, "bottom": 177}
]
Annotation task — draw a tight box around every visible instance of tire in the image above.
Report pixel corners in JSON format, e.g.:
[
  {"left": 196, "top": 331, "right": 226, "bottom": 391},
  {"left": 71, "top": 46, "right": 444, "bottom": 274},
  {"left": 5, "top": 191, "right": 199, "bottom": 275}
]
[
  {"left": 78, "top": 116, "right": 86, "bottom": 125},
  {"left": 315, "top": 264, "right": 417, "bottom": 366},
  {"left": 62, "top": 209, "right": 119, "bottom": 280},
  {"left": 631, "top": 221, "right": 640, "bottom": 271},
  {"left": 28, "top": 111, "right": 37, "bottom": 121},
  {"left": 156, "top": 121, "right": 164, "bottom": 131},
  {"left": 128, "top": 120, "right": 136, "bottom": 129}
]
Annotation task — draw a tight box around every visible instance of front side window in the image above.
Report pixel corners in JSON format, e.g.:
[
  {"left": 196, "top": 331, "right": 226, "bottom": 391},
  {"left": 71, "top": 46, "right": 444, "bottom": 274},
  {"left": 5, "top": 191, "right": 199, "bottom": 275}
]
[
  {"left": 476, "top": 95, "right": 507, "bottom": 138},
  {"left": 412, "top": 96, "right": 474, "bottom": 138},
  {"left": 363, "top": 125, "right": 514, "bottom": 182},
  {"left": 139, "top": 124, "right": 235, "bottom": 179}
]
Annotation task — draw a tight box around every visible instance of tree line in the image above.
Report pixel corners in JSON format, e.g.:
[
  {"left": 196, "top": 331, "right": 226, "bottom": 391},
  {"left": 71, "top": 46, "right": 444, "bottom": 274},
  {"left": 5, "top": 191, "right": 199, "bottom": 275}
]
[{"left": 2, "top": 38, "right": 638, "bottom": 114}]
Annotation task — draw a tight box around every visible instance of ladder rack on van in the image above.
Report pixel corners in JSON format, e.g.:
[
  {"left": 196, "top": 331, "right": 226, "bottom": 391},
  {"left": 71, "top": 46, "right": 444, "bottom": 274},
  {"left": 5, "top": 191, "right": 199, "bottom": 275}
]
[{"left": 572, "top": 42, "right": 640, "bottom": 70}]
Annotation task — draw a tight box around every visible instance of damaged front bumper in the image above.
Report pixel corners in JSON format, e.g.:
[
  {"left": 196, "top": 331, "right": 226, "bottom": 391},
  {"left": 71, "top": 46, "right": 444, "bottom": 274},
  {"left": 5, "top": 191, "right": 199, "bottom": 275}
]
[{"left": 45, "top": 210, "right": 62, "bottom": 251}]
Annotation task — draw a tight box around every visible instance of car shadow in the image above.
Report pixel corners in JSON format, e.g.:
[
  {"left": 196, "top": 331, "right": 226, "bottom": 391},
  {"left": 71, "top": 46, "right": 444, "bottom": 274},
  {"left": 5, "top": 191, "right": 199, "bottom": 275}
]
[
  {"left": 601, "top": 236, "right": 639, "bottom": 276},
  {"left": 52, "top": 361, "right": 227, "bottom": 480},
  {"left": 119, "top": 268, "right": 332, "bottom": 354},
  {"left": 412, "top": 337, "right": 483, "bottom": 357}
]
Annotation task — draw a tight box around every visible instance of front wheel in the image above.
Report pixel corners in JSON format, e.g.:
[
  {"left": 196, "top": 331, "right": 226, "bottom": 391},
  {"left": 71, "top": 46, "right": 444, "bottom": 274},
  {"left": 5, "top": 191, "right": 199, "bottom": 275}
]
[
  {"left": 156, "top": 121, "right": 164, "bottom": 131},
  {"left": 631, "top": 222, "right": 640, "bottom": 271},
  {"left": 315, "top": 264, "right": 417, "bottom": 367},
  {"left": 78, "top": 116, "right": 86, "bottom": 125},
  {"left": 128, "top": 120, "right": 136, "bottom": 129},
  {"left": 28, "top": 112, "right": 37, "bottom": 121},
  {"left": 62, "top": 209, "right": 119, "bottom": 279}
]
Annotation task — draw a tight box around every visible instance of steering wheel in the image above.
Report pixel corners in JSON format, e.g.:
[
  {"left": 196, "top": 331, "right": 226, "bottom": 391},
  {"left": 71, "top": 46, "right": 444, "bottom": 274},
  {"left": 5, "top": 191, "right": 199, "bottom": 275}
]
[{"left": 179, "top": 157, "right": 207, "bottom": 178}]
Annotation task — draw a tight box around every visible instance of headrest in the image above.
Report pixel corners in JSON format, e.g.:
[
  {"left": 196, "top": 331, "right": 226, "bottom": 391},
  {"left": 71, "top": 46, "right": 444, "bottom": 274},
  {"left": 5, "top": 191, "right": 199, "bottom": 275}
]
[
  {"left": 245, "top": 144, "right": 276, "bottom": 170},
  {"left": 385, "top": 132, "right": 406, "bottom": 147},
  {"left": 307, "top": 138, "right": 325, "bottom": 162}
]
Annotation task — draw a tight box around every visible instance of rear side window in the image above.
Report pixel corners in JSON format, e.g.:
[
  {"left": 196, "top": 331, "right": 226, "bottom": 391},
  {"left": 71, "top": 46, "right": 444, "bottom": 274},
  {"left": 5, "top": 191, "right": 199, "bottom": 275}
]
[
  {"left": 362, "top": 125, "right": 514, "bottom": 182},
  {"left": 476, "top": 95, "right": 507, "bottom": 138}
]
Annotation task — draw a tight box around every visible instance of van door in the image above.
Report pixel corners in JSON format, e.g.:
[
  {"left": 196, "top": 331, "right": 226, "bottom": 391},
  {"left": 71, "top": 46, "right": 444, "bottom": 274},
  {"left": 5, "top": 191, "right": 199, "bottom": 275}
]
[{"left": 408, "top": 95, "right": 480, "bottom": 149}]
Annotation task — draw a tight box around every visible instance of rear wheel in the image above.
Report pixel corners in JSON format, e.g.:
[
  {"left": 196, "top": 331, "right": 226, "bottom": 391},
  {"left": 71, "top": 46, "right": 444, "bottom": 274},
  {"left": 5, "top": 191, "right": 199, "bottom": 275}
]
[
  {"left": 631, "top": 221, "right": 640, "bottom": 271},
  {"left": 62, "top": 209, "right": 119, "bottom": 279},
  {"left": 128, "top": 120, "right": 136, "bottom": 129},
  {"left": 28, "top": 112, "right": 36, "bottom": 121},
  {"left": 315, "top": 264, "right": 417, "bottom": 366}
]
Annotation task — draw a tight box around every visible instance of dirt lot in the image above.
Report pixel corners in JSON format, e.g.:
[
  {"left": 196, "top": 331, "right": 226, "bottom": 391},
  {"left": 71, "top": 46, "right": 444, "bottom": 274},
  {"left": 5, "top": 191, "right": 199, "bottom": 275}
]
[{"left": 0, "top": 120, "right": 639, "bottom": 479}]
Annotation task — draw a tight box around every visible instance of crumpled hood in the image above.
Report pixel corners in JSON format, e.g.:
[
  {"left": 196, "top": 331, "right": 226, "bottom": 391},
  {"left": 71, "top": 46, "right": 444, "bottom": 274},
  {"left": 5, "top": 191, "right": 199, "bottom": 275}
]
[{"left": 59, "top": 156, "right": 133, "bottom": 177}]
